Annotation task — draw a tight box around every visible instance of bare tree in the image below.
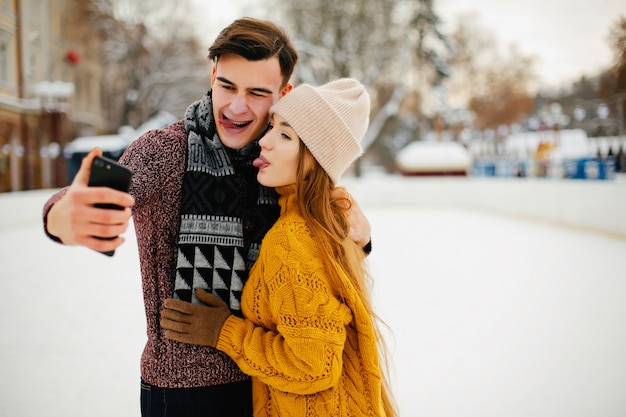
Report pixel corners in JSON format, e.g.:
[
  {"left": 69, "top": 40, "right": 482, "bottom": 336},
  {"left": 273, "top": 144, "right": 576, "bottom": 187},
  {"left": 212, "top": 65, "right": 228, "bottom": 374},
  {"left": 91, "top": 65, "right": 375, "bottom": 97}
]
[
  {"left": 262, "top": 0, "right": 454, "bottom": 175},
  {"left": 84, "top": 0, "right": 210, "bottom": 130},
  {"left": 604, "top": 15, "right": 626, "bottom": 135},
  {"left": 274, "top": 0, "right": 396, "bottom": 85},
  {"left": 445, "top": 13, "right": 537, "bottom": 130},
  {"left": 608, "top": 15, "right": 626, "bottom": 92}
]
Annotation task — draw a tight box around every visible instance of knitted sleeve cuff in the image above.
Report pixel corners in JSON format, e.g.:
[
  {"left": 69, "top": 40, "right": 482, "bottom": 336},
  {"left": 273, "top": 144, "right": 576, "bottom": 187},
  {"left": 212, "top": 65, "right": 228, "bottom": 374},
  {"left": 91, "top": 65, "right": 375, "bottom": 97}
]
[
  {"left": 42, "top": 188, "right": 68, "bottom": 244},
  {"left": 216, "top": 314, "right": 245, "bottom": 354}
]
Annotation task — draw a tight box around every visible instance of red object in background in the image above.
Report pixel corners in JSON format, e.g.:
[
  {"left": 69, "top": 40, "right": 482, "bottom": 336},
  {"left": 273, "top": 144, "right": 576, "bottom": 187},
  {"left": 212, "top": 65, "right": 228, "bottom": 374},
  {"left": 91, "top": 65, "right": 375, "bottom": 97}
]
[{"left": 66, "top": 49, "right": 81, "bottom": 65}]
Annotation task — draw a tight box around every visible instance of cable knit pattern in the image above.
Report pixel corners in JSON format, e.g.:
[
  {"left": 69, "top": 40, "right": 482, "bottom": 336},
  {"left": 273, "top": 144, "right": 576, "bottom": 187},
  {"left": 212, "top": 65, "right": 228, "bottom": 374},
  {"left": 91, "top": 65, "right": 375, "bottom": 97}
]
[{"left": 216, "top": 186, "right": 385, "bottom": 416}]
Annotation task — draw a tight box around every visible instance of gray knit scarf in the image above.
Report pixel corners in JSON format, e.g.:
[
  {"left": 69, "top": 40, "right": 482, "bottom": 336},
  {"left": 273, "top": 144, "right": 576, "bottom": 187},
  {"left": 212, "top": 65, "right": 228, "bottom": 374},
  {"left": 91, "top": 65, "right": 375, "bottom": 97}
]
[{"left": 173, "top": 91, "right": 279, "bottom": 317}]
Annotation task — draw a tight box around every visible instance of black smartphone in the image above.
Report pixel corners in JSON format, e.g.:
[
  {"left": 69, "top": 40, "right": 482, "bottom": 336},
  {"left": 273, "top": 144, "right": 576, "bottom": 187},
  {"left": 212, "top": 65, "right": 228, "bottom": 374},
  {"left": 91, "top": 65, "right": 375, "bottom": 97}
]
[{"left": 87, "top": 156, "right": 133, "bottom": 256}]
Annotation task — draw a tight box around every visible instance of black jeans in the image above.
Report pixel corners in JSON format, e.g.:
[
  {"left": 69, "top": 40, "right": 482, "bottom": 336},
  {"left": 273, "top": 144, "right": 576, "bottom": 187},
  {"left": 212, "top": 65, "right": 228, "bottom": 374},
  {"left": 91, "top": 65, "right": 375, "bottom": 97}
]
[{"left": 140, "top": 379, "right": 252, "bottom": 417}]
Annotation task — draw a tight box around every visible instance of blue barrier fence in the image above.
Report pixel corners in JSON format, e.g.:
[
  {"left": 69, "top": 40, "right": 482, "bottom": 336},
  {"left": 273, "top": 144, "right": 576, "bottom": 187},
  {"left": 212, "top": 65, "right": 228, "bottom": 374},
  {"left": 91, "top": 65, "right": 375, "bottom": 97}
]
[{"left": 472, "top": 157, "right": 617, "bottom": 180}]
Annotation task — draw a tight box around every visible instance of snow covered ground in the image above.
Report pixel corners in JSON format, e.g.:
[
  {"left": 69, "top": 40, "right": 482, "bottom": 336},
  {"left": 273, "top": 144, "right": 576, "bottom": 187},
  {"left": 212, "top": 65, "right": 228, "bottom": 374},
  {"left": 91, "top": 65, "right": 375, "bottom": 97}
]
[{"left": 1, "top": 180, "right": 626, "bottom": 417}]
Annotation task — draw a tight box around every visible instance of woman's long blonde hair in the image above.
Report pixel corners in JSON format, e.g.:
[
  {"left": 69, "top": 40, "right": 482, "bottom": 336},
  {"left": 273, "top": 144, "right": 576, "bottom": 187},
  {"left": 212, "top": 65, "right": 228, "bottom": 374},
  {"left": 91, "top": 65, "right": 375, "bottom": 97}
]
[{"left": 293, "top": 144, "right": 397, "bottom": 417}]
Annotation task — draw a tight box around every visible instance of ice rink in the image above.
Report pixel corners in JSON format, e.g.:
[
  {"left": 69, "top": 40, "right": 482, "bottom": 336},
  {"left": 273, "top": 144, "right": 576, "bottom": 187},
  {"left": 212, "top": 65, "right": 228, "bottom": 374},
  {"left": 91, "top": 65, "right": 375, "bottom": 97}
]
[{"left": 1, "top": 179, "right": 626, "bottom": 417}]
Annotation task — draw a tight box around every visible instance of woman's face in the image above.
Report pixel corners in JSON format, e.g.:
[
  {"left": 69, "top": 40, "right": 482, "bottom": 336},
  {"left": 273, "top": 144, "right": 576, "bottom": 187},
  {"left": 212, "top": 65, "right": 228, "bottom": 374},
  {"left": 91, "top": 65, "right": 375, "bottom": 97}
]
[{"left": 255, "top": 113, "right": 314, "bottom": 187}]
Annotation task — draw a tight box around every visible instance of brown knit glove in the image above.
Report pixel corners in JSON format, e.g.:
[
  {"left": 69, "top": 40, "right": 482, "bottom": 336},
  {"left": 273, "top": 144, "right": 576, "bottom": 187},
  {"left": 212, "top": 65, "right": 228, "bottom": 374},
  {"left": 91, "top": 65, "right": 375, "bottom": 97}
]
[{"left": 160, "top": 289, "right": 231, "bottom": 347}]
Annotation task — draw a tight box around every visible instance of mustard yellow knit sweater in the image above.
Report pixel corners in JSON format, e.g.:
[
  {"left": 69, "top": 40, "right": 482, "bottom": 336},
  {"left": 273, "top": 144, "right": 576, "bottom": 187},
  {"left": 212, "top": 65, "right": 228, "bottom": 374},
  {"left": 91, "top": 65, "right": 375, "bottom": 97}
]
[{"left": 216, "top": 186, "right": 385, "bottom": 417}]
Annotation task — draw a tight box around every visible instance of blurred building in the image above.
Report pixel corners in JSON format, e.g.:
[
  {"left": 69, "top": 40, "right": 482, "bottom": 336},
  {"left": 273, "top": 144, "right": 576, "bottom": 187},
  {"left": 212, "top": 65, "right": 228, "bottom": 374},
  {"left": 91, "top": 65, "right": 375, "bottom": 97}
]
[{"left": 0, "top": 0, "right": 107, "bottom": 192}]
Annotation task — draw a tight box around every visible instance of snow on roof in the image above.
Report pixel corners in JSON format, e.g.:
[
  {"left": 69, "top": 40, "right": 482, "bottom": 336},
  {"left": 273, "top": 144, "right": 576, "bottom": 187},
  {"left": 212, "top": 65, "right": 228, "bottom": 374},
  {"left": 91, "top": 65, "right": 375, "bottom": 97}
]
[
  {"left": 64, "top": 134, "right": 133, "bottom": 154},
  {"left": 134, "top": 111, "right": 177, "bottom": 136},
  {"left": 64, "top": 111, "right": 178, "bottom": 156},
  {"left": 396, "top": 141, "right": 472, "bottom": 172}
]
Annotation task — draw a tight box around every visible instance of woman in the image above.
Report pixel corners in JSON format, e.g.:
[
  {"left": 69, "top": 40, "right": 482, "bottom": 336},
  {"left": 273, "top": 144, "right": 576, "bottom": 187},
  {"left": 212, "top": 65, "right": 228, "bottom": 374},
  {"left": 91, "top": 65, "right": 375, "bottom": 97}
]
[{"left": 162, "top": 78, "right": 397, "bottom": 417}]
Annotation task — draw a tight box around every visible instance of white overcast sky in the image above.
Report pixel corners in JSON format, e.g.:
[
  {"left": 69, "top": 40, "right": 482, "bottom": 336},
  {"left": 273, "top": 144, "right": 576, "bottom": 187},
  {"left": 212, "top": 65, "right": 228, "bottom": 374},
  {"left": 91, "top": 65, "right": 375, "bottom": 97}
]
[
  {"left": 192, "top": 0, "right": 626, "bottom": 88},
  {"left": 438, "top": 0, "right": 626, "bottom": 87}
]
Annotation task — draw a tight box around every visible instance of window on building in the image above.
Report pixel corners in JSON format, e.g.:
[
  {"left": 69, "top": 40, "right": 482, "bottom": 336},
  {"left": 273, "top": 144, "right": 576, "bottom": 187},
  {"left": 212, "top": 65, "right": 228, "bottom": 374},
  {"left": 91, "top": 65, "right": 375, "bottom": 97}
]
[{"left": 0, "top": 32, "right": 9, "bottom": 84}]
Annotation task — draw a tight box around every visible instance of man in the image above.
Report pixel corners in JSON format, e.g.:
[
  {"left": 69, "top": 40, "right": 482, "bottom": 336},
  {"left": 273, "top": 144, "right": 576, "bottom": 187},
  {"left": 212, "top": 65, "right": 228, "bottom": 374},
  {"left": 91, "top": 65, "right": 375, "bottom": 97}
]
[{"left": 43, "top": 18, "right": 371, "bottom": 417}]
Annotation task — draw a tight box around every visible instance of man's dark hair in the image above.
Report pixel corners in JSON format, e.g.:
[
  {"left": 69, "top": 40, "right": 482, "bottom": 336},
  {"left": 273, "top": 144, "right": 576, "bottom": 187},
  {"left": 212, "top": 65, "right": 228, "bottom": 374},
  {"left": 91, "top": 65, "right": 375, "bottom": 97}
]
[{"left": 209, "top": 17, "right": 298, "bottom": 87}]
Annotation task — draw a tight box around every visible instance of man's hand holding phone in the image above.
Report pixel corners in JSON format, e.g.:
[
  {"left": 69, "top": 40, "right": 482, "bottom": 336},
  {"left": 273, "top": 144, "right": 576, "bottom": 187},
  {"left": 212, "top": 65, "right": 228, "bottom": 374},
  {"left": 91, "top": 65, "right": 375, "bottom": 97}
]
[{"left": 46, "top": 148, "right": 135, "bottom": 256}]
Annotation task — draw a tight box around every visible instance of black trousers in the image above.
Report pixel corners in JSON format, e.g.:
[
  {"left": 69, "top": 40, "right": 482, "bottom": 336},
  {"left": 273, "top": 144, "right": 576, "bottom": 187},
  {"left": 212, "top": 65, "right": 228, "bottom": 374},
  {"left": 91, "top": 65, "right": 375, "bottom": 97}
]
[{"left": 140, "top": 379, "right": 252, "bottom": 417}]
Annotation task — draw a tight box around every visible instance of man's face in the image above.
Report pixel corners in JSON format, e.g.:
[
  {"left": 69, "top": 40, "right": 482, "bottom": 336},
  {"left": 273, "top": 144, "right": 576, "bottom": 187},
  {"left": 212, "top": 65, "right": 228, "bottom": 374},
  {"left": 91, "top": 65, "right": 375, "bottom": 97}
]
[{"left": 211, "top": 54, "right": 291, "bottom": 150}]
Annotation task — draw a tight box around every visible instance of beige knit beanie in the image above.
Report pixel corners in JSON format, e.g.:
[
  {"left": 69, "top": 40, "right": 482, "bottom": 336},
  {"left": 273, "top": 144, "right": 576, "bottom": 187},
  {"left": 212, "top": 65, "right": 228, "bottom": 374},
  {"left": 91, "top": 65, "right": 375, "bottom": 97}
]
[{"left": 270, "top": 78, "right": 371, "bottom": 183}]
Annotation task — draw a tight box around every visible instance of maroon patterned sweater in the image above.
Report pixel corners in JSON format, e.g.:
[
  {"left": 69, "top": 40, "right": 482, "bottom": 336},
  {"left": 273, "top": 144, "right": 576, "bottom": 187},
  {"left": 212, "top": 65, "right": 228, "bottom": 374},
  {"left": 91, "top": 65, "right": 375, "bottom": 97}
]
[{"left": 43, "top": 121, "right": 258, "bottom": 388}]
